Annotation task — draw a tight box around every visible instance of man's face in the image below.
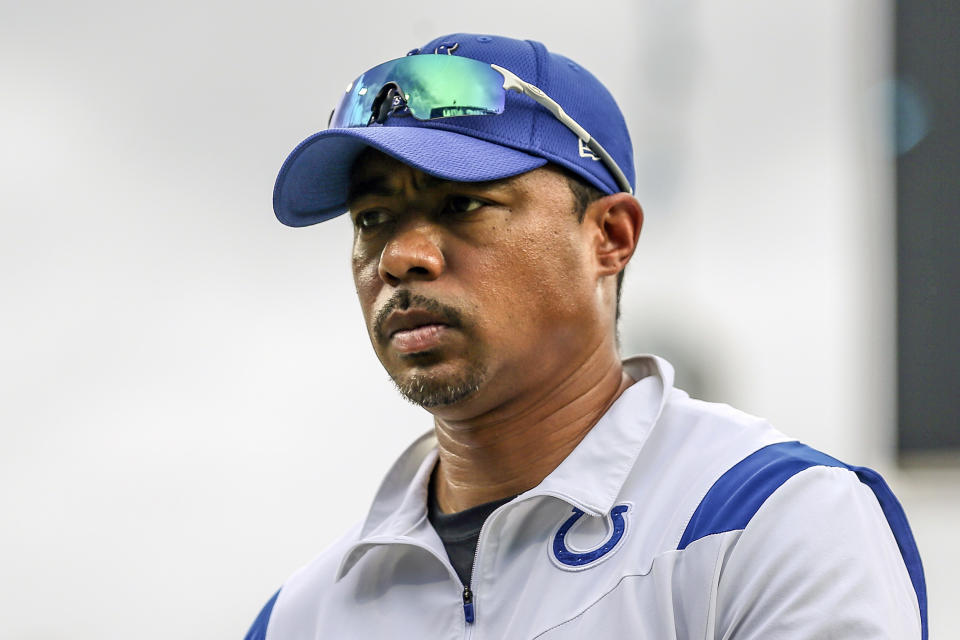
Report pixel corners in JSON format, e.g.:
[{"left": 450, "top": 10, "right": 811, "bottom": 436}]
[{"left": 348, "top": 150, "right": 610, "bottom": 419}]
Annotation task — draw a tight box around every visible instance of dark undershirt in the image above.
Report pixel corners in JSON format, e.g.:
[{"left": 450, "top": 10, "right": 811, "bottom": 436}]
[{"left": 427, "top": 481, "right": 517, "bottom": 587}]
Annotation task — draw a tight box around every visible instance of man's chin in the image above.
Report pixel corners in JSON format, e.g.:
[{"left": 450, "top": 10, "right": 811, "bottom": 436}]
[{"left": 389, "top": 360, "right": 487, "bottom": 408}]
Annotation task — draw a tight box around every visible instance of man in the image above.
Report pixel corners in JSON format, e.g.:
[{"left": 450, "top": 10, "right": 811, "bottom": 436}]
[{"left": 247, "top": 34, "right": 926, "bottom": 638}]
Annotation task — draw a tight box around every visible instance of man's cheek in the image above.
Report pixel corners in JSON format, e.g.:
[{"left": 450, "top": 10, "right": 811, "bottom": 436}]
[
  {"left": 352, "top": 258, "right": 379, "bottom": 297},
  {"left": 349, "top": 270, "right": 378, "bottom": 339}
]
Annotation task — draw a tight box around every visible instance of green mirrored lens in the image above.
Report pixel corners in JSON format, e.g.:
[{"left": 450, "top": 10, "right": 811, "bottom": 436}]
[{"left": 329, "top": 55, "right": 506, "bottom": 128}]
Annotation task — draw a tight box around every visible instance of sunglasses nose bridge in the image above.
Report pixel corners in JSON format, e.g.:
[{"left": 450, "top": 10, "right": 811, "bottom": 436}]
[{"left": 369, "top": 82, "right": 408, "bottom": 125}]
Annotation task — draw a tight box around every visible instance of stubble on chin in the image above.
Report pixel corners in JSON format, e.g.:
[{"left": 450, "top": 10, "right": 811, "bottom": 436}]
[{"left": 388, "top": 357, "right": 488, "bottom": 408}]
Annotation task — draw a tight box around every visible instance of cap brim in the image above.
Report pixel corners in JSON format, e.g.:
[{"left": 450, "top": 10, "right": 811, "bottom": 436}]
[{"left": 273, "top": 126, "right": 549, "bottom": 227}]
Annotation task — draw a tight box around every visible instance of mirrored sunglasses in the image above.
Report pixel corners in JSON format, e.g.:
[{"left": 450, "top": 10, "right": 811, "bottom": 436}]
[{"left": 327, "top": 54, "right": 632, "bottom": 194}]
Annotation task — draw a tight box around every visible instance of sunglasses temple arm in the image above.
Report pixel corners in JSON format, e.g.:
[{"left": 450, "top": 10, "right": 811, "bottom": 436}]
[
  {"left": 493, "top": 65, "right": 633, "bottom": 195},
  {"left": 581, "top": 137, "right": 633, "bottom": 196}
]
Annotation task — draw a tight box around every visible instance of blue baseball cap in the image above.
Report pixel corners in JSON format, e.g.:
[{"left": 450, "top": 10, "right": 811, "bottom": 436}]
[{"left": 273, "top": 33, "right": 635, "bottom": 227}]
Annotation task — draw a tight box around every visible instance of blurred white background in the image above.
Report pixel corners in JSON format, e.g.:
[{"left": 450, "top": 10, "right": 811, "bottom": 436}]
[{"left": 1, "top": 0, "right": 955, "bottom": 637}]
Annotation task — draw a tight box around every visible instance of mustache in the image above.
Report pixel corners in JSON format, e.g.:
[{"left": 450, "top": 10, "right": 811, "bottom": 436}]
[{"left": 373, "top": 290, "right": 464, "bottom": 343}]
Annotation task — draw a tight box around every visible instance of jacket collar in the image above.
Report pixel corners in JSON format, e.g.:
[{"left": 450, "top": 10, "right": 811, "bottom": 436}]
[
  {"left": 336, "top": 355, "right": 674, "bottom": 580},
  {"left": 530, "top": 355, "right": 673, "bottom": 516}
]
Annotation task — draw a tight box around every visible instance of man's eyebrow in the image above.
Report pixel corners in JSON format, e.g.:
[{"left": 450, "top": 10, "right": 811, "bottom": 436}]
[
  {"left": 347, "top": 173, "right": 520, "bottom": 205},
  {"left": 347, "top": 176, "right": 397, "bottom": 203}
]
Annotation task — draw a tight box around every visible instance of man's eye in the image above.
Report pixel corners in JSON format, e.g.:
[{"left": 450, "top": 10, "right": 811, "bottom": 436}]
[
  {"left": 444, "top": 196, "right": 485, "bottom": 214},
  {"left": 354, "top": 210, "right": 391, "bottom": 229}
]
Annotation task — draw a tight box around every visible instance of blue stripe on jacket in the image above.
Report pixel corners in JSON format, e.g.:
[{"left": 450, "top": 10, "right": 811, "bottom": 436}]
[
  {"left": 244, "top": 589, "right": 280, "bottom": 640},
  {"left": 678, "top": 441, "right": 927, "bottom": 640}
]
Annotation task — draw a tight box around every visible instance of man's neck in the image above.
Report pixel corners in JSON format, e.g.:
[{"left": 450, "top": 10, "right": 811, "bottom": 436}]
[{"left": 431, "top": 349, "right": 634, "bottom": 514}]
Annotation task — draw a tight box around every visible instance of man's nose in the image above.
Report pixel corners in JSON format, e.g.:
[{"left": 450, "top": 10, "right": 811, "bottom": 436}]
[{"left": 377, "top": 223, "right": 445, "bottom": 286}]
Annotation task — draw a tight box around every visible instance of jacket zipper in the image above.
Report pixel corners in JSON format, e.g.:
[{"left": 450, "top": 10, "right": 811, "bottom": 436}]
[
  {"left": 462, "top": 506, "right": 492, "bottom": 627},
  {"left": 462, "top": 584, "right": 475, "bottom": 623},
  {"left": 460, "top": 495, "right": 534, "bottom": 630},
  {"left": 461, "top": 538, "right": 480, "bottom": 626}
]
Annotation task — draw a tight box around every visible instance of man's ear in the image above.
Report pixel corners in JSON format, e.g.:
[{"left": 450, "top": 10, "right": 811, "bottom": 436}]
[{"left": 585, "top": 193, "right": 644, "bottom": 277}]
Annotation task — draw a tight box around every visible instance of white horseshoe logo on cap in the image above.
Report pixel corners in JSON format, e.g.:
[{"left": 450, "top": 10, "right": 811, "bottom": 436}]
[{"left": 434, "top": 42, "right": 459, "bottom": 55}]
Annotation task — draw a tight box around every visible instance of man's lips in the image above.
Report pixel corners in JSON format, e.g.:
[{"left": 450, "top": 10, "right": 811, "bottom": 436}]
[
  {"left": 381, "top": 308, "right": 455, "bottom": 353},
  {"left": 383, "top": 308, "right": 452, "bottom": 338},
  {"left": 390, "top": 324, "right": 450, "bottom": 353}
]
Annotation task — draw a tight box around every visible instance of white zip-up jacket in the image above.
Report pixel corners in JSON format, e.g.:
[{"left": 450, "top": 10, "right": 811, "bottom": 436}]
[{"left": 246, "top": 356, "right": 926, "bottom": 639}]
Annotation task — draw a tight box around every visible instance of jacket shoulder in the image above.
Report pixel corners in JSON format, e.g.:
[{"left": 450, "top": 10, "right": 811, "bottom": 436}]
[{"left": 244, "top": 521, "right": 363, "bottom": 640}]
